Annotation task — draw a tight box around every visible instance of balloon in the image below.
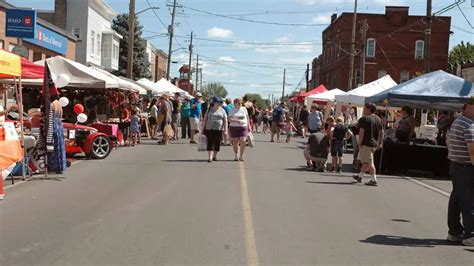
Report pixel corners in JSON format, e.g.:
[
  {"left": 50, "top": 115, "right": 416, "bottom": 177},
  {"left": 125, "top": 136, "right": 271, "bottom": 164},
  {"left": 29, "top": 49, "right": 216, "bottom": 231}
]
[
  {"left": 74, "top": 104, "right": 84, "bottom": 114},
  {"left": 55, "top": 74, "right": 70, "bottom": 88},
  {"left": 77, "top": 113, "right": 88, "bottom": 123},
  {"left": 59, "top": 97, "right": 69, "bottom": 107}
]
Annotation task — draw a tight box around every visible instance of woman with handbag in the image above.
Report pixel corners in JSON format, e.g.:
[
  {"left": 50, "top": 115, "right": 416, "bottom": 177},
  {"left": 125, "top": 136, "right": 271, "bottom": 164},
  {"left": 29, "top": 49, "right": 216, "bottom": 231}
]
[
  {"left": 202, "top": 97, "right": 228, "bottom": 162},
  {"left": 229, "top": 98, "right": 251, "bottom": 161},
  {"left": 158, "top": 95, "right": 173, "bottom": 145}
]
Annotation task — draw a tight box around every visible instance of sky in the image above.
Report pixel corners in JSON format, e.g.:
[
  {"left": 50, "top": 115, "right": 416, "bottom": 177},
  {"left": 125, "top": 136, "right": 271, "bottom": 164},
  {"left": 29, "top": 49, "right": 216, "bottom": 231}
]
[{"left": 8, "top": 0, "right": 474, "bottom": 98}]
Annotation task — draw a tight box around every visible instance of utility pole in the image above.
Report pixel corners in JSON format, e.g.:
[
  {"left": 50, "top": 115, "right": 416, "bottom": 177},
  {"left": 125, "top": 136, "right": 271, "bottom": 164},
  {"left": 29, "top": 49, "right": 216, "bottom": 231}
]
[
  {"left": 188, "top": 31, "right": 193, "bottom": 80},
  {"left": 360, "top": 19, "right": 368, "bottom": 85},
  {"left": 306, "top": 64, "right": 310, "bottom": 92},
  {"left": 348, "top": 0, "right": 358, "bottom": 90},
  {"left": 424, "top": 0, "right": 432, "bottom": 73},
  {"left": 126, "top": 0, "right": 135, "bottom": 79},
  {"left": 282, "top": 68, "right": 286, "bottom": 100},
  {"left": 195, "top": 54, "right": 199, "bottom": 92},
  {"left": 166, "top": 0, "right": 177, "bottom": 80},
  {"left": 199, "top": 68, "right": 203, "bottom": 91}
]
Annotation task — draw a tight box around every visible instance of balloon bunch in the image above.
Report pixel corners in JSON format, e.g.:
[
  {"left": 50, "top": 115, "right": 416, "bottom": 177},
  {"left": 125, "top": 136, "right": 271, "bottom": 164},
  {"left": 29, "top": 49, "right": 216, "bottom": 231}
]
[{"left": 74, "top": 104, "right": 88, "bottom": 124}]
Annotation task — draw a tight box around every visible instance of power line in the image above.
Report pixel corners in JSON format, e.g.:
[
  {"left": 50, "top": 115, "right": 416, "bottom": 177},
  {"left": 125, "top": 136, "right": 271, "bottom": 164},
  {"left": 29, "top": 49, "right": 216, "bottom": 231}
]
[
  {"left": 456, "top": 3, "right": 474, "bottom": 29},
  {"left": 145, "top": 0, "right": 168, "bottom": 30},
  {"left": 199, "top": 55, "right": 278, "bottom": 78},
  {"left": 173, "top": 35, "right": 322, "bottom": 46},
  {"left": 180, "top": 5, "right": 329, "bottom": 27}
]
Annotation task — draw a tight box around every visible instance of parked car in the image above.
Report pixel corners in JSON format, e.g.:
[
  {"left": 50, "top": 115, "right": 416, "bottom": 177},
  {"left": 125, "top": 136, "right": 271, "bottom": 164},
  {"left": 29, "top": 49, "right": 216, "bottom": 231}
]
[{"left": 63, "top": 123, "right": 112, "bottom": 159}]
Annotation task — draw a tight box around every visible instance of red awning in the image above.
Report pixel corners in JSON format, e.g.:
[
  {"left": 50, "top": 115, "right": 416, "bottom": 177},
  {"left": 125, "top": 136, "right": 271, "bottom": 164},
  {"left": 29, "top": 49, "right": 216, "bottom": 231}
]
[
  {"left": 21, "top": 57, "right": 44, "bottom": 79},
  {"left": 296, "top": 85, "right": 327, "bottom": 102}
]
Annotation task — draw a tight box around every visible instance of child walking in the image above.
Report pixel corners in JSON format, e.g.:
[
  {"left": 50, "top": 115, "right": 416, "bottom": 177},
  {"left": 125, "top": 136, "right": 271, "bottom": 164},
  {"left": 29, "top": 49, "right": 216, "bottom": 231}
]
[
  {"left": 130, "top": 108, "right": 141, "bottom": 146},
  {"left": 285, "top": 117, "right": 298, "bottom": 143}
]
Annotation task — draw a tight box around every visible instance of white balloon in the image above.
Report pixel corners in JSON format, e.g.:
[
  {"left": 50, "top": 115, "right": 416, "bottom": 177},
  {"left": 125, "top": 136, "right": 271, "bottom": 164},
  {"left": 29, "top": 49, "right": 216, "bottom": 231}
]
[
  {"left": 77, "top": 113, "right": 88, "bottom": 123},
  {"left": 55, "top": 74, "right": 71, "bottom": 88},
  {"left": 59, "top": 97, "right": 69, "bottom": 107}
]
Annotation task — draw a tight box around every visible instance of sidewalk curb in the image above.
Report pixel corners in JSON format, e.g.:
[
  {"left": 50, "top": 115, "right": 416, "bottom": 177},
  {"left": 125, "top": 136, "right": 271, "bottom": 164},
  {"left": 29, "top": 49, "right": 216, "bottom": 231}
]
[{"left": 3, "top": 160, "right": 83, "bottom": 191}]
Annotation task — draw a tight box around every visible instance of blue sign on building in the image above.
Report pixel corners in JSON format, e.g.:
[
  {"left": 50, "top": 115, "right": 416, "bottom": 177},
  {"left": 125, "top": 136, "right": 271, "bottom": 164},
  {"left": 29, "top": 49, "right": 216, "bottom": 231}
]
[
  {"left": 24, "top": 24, "right": 68, "bottom": 55},
  {"left": 5, "top": 9, "right": 36, "bottom": 39}
]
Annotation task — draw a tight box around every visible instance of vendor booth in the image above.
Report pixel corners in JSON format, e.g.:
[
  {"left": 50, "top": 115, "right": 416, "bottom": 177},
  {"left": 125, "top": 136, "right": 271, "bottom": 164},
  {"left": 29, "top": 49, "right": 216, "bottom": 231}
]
[
  {"left": 295, "top": 85, "right": 327, "bottom": 103},
  {"left": 366, "top": 70, "right": 474, "bottom": 176},
  {"left": 335, "top": 75, "right": 397, "bottom": 106},
  {"left": 305, "top": 88, "right": 346, "bottom": 107}
]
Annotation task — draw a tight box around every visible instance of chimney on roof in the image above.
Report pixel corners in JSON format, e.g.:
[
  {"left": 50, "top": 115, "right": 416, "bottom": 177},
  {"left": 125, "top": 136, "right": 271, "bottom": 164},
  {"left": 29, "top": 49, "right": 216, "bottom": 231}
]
[
  {"left": 385, "top": 6, "right": 409, "bottom": 26},
  {"left": 331, "top": 13, "right": 337, "bottom": 24}
]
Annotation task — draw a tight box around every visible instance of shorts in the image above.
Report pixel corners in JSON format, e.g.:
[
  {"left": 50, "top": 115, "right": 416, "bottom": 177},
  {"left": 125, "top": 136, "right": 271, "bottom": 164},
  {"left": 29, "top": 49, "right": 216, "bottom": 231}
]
[
  {"left": 331, "top": 139, "right": 344, "bottom": 157},
  {"left": 190, "top": 117, "right": 200, "bottom": 131},
  {"left": 172, "top": 113, "right": 180, "bottom": 126},
  {"left": 271, "top": 122, "right": 283, "bottom": 133},
  {"left": 229, "top": 126, "right": 248, "bottom": 139},
  {"left": 149, "top": 117, "right": 157, "bottom": 125},
  {"left": 358, "top": 145, "right": 377, "bottom": 164}
]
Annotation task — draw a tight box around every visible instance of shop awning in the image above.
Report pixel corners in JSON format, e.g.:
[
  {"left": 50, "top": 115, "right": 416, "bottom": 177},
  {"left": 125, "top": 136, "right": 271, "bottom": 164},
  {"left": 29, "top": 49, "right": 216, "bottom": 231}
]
[
  {"left": 137, "top": 78, "right": 161, "bottom": 95},
  {"left": 21, "top": 57, "right": 43, "bottom": 79},
  {"left": 305, "top": 88, "right": 346, "bottom": 106},
  {"left": 155, "top": 78, "right": 191, "bottom": 97},
  {"left": 335, "top": 75, "right": 397, "bottom": 106},
  {"left": 89, "top": 66, "right": 146, "bottom": 94},
  {"left": 0, "top": 49, "right": 21, "bottom": 78}
]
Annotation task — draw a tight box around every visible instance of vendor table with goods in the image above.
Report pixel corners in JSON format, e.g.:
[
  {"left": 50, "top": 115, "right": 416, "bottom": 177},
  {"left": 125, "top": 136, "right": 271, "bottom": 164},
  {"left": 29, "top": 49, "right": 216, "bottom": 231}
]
[{"left": 375, "top": 139, "right": 449, "bottom": 177}]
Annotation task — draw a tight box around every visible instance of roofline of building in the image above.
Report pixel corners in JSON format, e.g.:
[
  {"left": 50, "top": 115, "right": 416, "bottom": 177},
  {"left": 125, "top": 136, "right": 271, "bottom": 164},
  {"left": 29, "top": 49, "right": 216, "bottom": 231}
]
[
  {"left": 89, "top": 0, "right": 117, "bottom": 22},
  {"left": 0, "top": 1, "right": 77, "bottom": 41},
  {"left": 103, "top": 30, "right": 123, "bottom": 40},
  {"left": 156, "top": 49, "right": 168, "bottom": 58}
]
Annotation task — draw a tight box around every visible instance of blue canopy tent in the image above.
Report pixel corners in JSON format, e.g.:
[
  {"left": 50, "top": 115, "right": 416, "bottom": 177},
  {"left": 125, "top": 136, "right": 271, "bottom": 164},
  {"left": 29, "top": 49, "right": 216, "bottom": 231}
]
[{"left": 366, "top": 70, "right": 474, "bottom": 111}]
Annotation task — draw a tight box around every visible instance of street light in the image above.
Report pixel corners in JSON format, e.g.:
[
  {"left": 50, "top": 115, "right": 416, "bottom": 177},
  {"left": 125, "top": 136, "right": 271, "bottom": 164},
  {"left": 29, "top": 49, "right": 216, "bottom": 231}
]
[{"left": 136, "top": 7, "right": 160, "bottom": 16}]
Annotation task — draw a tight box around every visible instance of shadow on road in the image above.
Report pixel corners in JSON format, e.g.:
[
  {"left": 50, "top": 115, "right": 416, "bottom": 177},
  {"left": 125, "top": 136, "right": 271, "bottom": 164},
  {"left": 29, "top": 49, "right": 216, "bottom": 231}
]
[
  {"left": 391, "top": 219, "right": 411, "bottom": 223},
  {"left": 306, "top": 181, "right": 356, "bottom": 186},
  {"left": 164, "top": 159, "right": 238, "bottom": 163},
  {"left": 360, "top": 235, "right": 453, "bottom": 248}
]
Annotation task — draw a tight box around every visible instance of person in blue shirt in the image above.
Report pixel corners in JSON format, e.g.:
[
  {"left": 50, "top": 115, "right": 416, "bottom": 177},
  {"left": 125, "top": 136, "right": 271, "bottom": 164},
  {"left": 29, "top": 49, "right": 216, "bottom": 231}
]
[
  {"left": 270, "top": 102, "right": 286, "bottom": 142},
  {"left": 189, "top": 92, "right": 203, "bottom": 143},
  {"left": 223, "top": 98, "right": 234, "bottom": 115},
  {"left": 180, "top": 98, "right": 191, "bottom": 139}
]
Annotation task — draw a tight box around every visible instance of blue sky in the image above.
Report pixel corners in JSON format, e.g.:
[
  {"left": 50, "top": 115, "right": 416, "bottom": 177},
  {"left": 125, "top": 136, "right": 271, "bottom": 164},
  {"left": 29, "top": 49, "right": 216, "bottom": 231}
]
[{"left": 9, "top": 0, "right": 474, "bottom": 98}]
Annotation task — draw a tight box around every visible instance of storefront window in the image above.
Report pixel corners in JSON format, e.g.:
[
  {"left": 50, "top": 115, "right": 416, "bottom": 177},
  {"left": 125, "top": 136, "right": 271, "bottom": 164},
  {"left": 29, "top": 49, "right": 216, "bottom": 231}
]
[{"left": 0, "top": 40, "right": 4, "bottom": 49}]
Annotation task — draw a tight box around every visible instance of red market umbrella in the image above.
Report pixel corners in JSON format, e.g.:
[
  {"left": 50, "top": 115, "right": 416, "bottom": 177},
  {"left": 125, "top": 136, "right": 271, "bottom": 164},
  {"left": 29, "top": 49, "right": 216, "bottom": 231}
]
[
  {"left": 21, "top": 57, "right": 44, "bottom": 79},
  {"left": 296, "top": 84, "right": 327, "bottom": 102}
]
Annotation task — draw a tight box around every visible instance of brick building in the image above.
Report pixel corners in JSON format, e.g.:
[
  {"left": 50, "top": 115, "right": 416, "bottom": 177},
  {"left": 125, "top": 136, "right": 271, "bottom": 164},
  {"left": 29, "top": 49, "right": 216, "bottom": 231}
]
[{"left": 315, "top": 6, "right": 451, "bottom": 91}]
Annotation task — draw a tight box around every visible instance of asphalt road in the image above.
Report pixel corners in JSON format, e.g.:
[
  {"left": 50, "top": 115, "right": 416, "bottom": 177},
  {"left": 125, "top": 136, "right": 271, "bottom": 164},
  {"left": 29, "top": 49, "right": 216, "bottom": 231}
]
[{"left": 1, "top": 134, "right": 473, "bottom": 265}]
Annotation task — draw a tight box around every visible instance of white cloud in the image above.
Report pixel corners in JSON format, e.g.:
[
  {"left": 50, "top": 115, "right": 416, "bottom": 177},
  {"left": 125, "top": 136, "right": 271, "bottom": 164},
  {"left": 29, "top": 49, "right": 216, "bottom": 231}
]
[
  {"left": 295, "top": 0, "right": 342, "bottom": 5},
  {"left": 218, "top": 56, "right": 236, "bottom": 62},
  {"left": 312, "top": 14, "right": 332, "bottom": 24},
  {"left": 373, "top": 0, "right": 407, "bottom": 6},
  {"left": 207, "top": 27, "right": 233, "bottom": 38}
]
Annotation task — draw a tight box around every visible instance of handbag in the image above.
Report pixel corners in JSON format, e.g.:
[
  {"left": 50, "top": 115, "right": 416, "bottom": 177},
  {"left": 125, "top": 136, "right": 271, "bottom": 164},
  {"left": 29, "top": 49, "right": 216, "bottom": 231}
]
[
  {"left": 248, "top": 132, "right": 255, "bottom": 148},
  {"left": 163, "top": 124, "right": 174, "bottom": 136},
  {"left": 197, "top": 134, "right": 207, "bottom": 152}
]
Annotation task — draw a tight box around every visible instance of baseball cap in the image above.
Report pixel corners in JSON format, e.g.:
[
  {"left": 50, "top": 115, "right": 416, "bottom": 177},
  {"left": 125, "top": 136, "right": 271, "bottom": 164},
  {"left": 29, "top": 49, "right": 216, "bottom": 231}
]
[
  {"left": 195, "top": 92, "right": 202, "bottom": 97},
  {"left": 212, "top": 96, "right": 223, "bottom": 103}
]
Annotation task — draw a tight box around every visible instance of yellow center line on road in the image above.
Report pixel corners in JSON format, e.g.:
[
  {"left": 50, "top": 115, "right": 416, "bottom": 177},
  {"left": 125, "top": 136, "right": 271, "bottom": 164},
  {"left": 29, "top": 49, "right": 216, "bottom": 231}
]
[{"left": 239, "top": 162, "right": 260, "bottom": 266}]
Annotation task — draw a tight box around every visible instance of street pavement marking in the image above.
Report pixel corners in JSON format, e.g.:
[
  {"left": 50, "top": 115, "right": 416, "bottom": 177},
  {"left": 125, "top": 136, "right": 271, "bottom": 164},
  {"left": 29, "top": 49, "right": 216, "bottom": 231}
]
[
  {"left": 402, "top": 175, "right": 450, "bottom": 197},
  {"left": 239, "top": 162, "right": 260, "bottom": 266}
]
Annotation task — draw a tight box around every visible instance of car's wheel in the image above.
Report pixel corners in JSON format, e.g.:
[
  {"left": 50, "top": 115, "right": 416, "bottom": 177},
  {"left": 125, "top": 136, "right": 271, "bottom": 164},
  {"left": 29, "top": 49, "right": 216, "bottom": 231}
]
[{"left": 89, "top": 135, "right": 111, "bottom": 159}]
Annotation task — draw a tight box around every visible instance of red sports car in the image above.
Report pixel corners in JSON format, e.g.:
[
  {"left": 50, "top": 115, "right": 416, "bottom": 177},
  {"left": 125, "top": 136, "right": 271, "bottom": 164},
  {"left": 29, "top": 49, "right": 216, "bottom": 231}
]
[{"left": 64, "top": 123, "right": 112, "bottom": 159}]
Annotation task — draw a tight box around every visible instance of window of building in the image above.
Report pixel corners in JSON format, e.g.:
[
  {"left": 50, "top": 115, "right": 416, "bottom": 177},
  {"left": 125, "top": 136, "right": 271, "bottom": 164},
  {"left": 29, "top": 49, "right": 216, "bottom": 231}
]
[
  {"left": 96, "top": 34, "right": 101, "bottom": 57},
  {"left": 8, "top": 44, "right": 16, "bottom": 52},
  {"left": 91, "top": 30, "right": 95, "bottom": 56},
  {"left": 366, "top": 38, "right": 376, "bottom": 58},
  {"left": 378, "top": 70, "right": 387, "bottom": 78},
  {"left": 400, "top": 70, "right": 410, "bottom": 83},
  {"left": 103, "top": 43, "right": 109, "bottom": 59},
  {"left": 73, "top": 28, "right": 81, "bottom": 40},
  {"left": 0, "top": 40, "right": 4, "bottom": 49},
  {"left": 112, "top": 44, "right": 119, "bottom": 60},
  {"left": 33, "top": 52, "right": 42, "bottom": 62},
  {"left": 415, "top": 40, "right": 424, "bottom": 59},
  {"left": 355, "top": 69, "right": 361, "bottom": 87}
]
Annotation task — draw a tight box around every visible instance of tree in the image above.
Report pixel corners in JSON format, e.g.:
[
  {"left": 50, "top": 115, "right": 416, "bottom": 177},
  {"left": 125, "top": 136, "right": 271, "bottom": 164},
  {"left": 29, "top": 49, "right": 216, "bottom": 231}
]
[
  {"left": 111, "top": 13, "right": 151, "bottom": 80},
  {"left": 202, "top": 83, "right": 228, "bottom": 99},
  {"left": 448, "top": 41, "right": 474, "bottom": 72},
  {"left": 243, "top": 93, "right": 270, "bottom": 110}
]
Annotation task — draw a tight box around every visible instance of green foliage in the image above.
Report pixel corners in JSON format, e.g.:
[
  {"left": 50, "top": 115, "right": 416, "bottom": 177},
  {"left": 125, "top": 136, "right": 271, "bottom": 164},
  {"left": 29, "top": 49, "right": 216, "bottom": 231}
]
[
  {"left": 449, "top": 41, "right": 474, "bottom": 69},
  {"left": 202, "top": 83, "right": 228, "bottom": 99},
  {"left": 111, "top": 13, "right": 151, "bottom": 80},
  {"left": 243, "top": 93, "right": 270, "bottom": 109}
]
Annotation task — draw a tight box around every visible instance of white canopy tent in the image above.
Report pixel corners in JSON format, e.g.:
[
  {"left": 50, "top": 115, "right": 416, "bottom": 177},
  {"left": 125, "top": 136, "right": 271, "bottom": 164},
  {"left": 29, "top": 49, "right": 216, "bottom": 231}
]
[
  {"left": 137, "top": 78, "right": 161, "bottom": 95},
  {"left": 155, "top": 78, "right": 192, "bottom": 98},
  {"left": 305, "top": 88, "right": 346, "bottom": 106},
  {"left": 335, "top": 75, "right": 397, "bottom": 106},
  {"left": 89, "top": 66, "right": 146, "bottom": 94}
]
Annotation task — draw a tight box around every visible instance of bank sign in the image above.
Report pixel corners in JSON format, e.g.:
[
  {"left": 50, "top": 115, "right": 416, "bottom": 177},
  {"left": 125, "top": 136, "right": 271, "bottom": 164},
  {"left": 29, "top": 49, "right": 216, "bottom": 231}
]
[
  {"left": 5, "top": 9, "right": 36, "bottom": 38},
  {"left": 24, "top": 25, "right": 68, "bottom": 55}
]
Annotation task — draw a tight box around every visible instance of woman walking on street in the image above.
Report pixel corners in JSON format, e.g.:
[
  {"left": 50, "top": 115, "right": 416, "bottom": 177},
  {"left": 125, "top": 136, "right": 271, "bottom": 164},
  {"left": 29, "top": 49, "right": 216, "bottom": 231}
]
[
  {"left": 202, "top": 97, "right": 228, "bottom": 162},
  {"left": 149, "top": 98, "right": 158, "bottom": 139},
  {"left": 48, "top": 96, "right": 67, "bottom": 174},
  {"left": 229, "top": 98, "right": 251, "bottom": 161},
  {"left": 158, "top": 95, "right": 172, "bottom": 145}
]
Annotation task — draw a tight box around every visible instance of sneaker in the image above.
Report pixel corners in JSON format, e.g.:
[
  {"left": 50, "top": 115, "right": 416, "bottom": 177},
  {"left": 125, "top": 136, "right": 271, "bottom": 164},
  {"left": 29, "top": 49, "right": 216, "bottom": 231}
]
[
  {"left": 239, "top": 157, "right": 245, "bottom": 162},
  {"left": 190, "top": 140, "right": 197, "bottom": 144},
  {"left": 462, "top": 237, "right": 474, "bottom": 246},
  {"left": 446, "top": 234, "right": 464, "bottom": 242},
  {"left": 207, "top": 159, "right": 212, "bottom": 163},
  {"left": 336, "top": 167, "right": 342, "bottom": 173},
  {"left": 353, "top": 175, "right": 362, "bottom": 183},
  {"left": 213, "top": 157, "right": 218, "bottom": 161},
  {"left": 234, "top": 157, "right": 239, "bottom": 161},
  {"left": 365, "top": 180, "right": 378, "bottom": 186}
]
